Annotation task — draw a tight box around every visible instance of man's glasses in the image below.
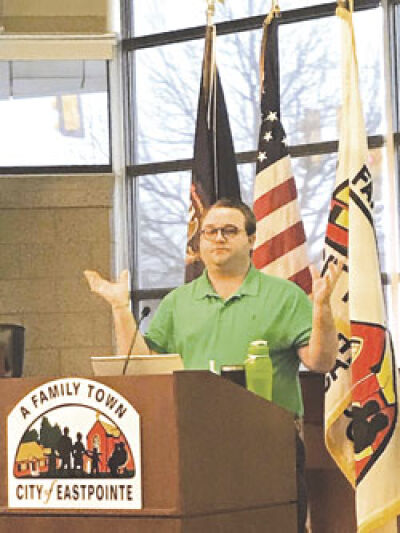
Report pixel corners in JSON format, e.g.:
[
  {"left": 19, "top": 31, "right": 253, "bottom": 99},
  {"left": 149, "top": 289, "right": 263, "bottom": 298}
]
[{"left": 200, "top": 225, "right": 245, "bottom": 241}]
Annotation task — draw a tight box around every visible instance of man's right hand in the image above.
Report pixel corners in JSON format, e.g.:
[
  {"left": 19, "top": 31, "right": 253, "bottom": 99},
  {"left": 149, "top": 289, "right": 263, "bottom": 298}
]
[{"left": 84, "top": 269, "right": 130, "bottom": 309}]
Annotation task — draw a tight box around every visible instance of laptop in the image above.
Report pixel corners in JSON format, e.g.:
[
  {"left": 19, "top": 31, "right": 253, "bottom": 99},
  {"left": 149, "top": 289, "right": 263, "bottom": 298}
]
[{"left": 91, "top": 354, "right": 184, "bottom": 376}]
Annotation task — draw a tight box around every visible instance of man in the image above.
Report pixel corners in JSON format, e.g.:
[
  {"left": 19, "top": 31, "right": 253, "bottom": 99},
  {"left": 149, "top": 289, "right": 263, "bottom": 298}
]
[
  {"left": 85, "top": 198, "right": 340, "bottom": 530},
  {"left": 85, "top": 199, "right": 339, "bottom": 394}
]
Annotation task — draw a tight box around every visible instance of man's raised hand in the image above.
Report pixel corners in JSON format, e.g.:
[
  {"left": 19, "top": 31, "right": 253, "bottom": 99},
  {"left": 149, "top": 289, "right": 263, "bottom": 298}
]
[
  {"left": 309, "top": 261, "right": 343, "bottom": 306},
  {"left": 84, "top": 269, "right": 130, "bottom": 309}
]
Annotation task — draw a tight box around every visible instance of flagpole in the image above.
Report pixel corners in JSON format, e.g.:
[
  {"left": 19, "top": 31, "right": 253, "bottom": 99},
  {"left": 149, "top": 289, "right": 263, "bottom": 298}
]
[{"left": 381, "top": 0, "right": 400, "bottom": 355}]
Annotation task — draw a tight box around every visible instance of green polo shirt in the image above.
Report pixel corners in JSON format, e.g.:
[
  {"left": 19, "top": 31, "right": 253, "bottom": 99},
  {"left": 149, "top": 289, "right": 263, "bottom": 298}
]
[{"left": 145, "top": 265, "right": 312, "bottom": 416}]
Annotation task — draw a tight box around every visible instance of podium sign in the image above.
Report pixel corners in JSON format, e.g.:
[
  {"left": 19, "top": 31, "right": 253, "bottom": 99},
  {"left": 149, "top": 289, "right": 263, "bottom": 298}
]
[
  {"left": 7, "top": 378, "right": 142, "bottom": 510},
  {"left": 1, "top": 372, "right": 298, "bottom": 532}
]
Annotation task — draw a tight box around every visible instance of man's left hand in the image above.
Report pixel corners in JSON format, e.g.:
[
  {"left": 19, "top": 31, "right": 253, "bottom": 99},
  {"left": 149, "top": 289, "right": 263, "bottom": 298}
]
[{"left": 309, "top": 261, "right": 343, "bottom": 306}]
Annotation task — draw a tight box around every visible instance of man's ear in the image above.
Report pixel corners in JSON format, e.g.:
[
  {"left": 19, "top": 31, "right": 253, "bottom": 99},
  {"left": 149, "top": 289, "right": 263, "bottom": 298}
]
[{"left": 248, "top": 233, "right": 256, "bottom": 248}]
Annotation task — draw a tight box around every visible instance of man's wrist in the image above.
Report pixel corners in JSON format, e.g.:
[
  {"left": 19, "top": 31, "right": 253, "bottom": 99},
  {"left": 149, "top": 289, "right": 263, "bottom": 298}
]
[
  {"left": 313, "top": 299, "right": 331, "bottom": 311},
  {"left": 112, "top": 301, "right": 130, "bottom": 310},
  {"left": 312, "top": 301, "right": 333, "bottom": 324}
]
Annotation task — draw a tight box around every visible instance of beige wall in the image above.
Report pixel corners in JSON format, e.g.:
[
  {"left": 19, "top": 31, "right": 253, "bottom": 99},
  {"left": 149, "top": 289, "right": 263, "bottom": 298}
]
[
  {"left": 0, "top": 0, "right": 108, "bottom": 33},
  {"left": 0, "top": 174, "right": 114, "bottom": 376},
  {"left": 2, "top": 1, "right": 107, "bottom": 16}
]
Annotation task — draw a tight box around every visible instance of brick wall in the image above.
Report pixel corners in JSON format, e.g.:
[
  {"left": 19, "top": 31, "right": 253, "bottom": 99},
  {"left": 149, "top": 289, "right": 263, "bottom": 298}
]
[{"left": 0, "top": 174, "right": 114, "bottom": 376}]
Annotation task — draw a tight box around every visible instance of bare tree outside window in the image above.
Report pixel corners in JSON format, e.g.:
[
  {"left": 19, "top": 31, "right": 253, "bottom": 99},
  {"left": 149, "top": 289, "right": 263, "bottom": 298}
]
[{"left": 131, "top": 1, "right": 384, "bottom": 290}]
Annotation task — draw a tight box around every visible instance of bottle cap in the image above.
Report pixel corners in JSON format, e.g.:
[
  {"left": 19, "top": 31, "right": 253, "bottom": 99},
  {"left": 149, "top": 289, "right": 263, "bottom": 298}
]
[
  {"left": 221, "top": 365, "right": 245, "bottom": 372},
  {"left": 208, "top": 359, "right": 217, "bottom": 373},
  {"left": 248, "top": 340, "right": 269, "bottom": 356}
]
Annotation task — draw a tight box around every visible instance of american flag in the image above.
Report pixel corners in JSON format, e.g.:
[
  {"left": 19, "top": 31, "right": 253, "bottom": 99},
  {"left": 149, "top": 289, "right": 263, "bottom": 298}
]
[
  {"left": 185, "top": 24, "right": 241, "bottom": 282},
  {"left": 253, "top": 13, "right": 311, "bottom": 294}
]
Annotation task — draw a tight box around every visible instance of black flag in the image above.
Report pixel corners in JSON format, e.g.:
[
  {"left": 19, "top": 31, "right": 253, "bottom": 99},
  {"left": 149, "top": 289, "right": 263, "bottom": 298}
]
[{"left": 185, "top": 25, "right": 241, "bottom": 281}]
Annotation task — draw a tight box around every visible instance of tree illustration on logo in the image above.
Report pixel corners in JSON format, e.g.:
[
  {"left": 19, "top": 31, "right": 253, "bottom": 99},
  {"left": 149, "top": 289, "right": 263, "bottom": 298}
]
[
  {"left": 39, "top": 416, "right": 62, "bottom": 451},
  {"left": 21, "top": 428, "right": 39, "bottom": 444}
]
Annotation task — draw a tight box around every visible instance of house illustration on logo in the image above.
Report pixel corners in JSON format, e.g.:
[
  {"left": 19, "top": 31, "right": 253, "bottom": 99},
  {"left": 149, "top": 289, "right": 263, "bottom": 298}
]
[
  {"left": 84, "top": 412, "right": 135, "bottom": 477},
  {"left": 14, "top": 442, "right": 53, "bottom": 478}
]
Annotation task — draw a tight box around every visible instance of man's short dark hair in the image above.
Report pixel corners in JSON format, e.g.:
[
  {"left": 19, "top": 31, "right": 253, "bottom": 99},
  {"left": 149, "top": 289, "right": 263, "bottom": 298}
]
[{"left": 205, "top": 198, "right": 257, "bottom": 236}]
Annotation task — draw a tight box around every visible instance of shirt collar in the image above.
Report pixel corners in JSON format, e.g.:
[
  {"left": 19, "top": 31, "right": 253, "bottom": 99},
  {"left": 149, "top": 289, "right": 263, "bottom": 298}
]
[{"left": 193, "top": 264, "right": 260, "bottom": 300}]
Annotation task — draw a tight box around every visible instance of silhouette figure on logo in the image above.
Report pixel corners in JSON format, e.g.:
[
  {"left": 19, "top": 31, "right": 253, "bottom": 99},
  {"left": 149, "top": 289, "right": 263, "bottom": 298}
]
[
  {"left": 47, "top": 447, "right": 58, "bottom": 477},
  {"left": 107, "top": 442, "right": 128, "bottom": 476},
  {"left": 73, "top": 432, "right": 87, "bottom": 473},
  {"left": 86, "top": 446, "right": 102, "bottom": 476},
  {"left": 57, "top": 426, "right": 73, "bottom": 475},
  {"left": 346, "top": 400, "right": 389, "bottom": 453}
]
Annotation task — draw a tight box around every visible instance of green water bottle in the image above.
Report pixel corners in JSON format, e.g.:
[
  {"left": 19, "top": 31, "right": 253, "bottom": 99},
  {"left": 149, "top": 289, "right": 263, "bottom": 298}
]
[{"left": 245, "top": 340, "right": 273, "bottom": 401}]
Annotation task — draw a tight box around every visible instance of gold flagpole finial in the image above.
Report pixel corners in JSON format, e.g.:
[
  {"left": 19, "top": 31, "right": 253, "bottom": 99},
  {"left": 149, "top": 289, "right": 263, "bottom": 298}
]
[
  {"left": 337, "top": 0, "right": 353, "bottom": 11},
  {"left": 206, "top": 0, "right": 224, "bottom": 27},
  {"left": 206, "top": 0, "right": 215, "bottom": 26},
  {"left": 264, "top": 0, "right": 281, "bottom": 27}
]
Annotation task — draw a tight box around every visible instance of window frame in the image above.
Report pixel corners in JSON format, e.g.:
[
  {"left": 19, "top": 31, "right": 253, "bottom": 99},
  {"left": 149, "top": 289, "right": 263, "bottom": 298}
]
[
  {"left": 123, "top": 0, "right": 400, "bottom": 324},
  {"left": 0, "top": 60, "right": 113, "bottom": 173}
]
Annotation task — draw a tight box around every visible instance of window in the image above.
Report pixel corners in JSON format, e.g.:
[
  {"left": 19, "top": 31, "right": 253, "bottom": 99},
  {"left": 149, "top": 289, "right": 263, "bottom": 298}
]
[
  {"left": 124, "top": 1, "right": 400, "bottom": 351},
  {"left": 134, "top": 171, "right": 191, "bottom": 289},
  {"left": 133, "top": 42, "right": 202, "bottom": 164},
  {"left": 0, "top": 60, "right": 110, "bottom": 169}
]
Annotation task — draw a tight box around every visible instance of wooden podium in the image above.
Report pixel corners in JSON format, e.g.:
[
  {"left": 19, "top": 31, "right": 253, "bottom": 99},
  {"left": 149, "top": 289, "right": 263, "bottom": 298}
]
[
  {"left": 0, "top": 371, "right": 298, "bottom": 532},
  {"left": 301, "top": 372, "right": 357, "bottom": 532}
]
